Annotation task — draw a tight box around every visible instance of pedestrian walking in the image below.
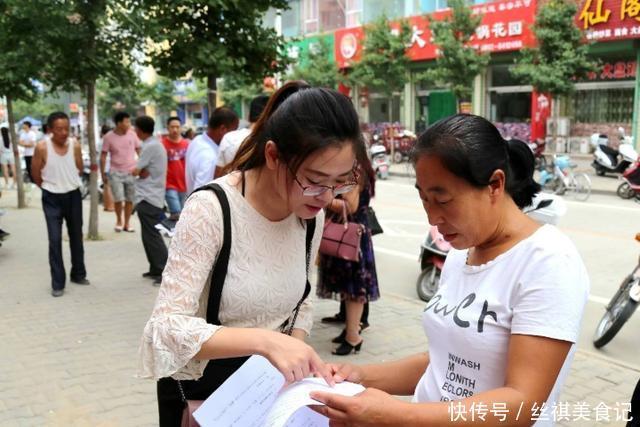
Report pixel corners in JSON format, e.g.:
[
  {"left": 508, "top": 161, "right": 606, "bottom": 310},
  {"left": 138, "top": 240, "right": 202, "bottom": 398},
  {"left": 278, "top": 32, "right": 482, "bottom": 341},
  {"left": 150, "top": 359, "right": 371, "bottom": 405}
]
[
  {"left": 100, "top": 112, "right": 140, "bottom": 232},
  {"left": 317, "top": 151, "right": 379, "bottom": 356},
  {"left": 99, "top": 125, "right": 115, "bottom": 212},
  {"left": 214, "top": 94, "right": 269, "bottom": 178},
  {"left": 310, "top": 114, "right": 590, "bottom": 426},
  {"left": 31, "top": 112, "right": 89, "bottom": 297},
  {"left": 138, "top": 81, "right": 366, "bottom": 426},
  {"left": 184, "top": 107, "right": 238, "bottom": 194},
  {"left": 131, "top": 116, "right": 167, "bottom": 285},
  {"left": 161, "top": 117, "right": 189, "bottom": 219},
  {"left": 18, "top": 121, "right": 37, "bottom": 183},
  {"left": 1, "top": 127, "right": 17, "bottom": 190}
]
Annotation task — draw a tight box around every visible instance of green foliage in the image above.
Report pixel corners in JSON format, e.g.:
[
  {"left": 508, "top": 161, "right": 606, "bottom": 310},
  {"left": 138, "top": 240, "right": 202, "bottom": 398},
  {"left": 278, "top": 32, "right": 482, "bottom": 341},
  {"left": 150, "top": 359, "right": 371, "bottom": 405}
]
[
  {"left": 137, "top": 0, "right": 290, "bottom": 92},
  {"left": 420, "top": 0, "right": 489, "bottom": 103},
  {"left": 220, "top": 75, "right": 266, "bottom": 108},
  {"left": 287, "top": 38, "right": 339, "bottom": 89},
  {"left": 0, "top": 0, "right": 52, "bottom": 101},
  {"left": 12, "top": 98, "right": 66, "bottom": 122},
  {"left": 348, "top": 14, "right": 411, "bottom": 97},
  {"left": 140, "top": 76, "right": 177, "bottom": 116},
  {"left": 96, "top": 78, "right": 144, "bottom": 121},
  {"left": 184, "top": 79, "right": 208, "bottom": 105},
  {"left": 511, "top": 0, "right": 597, "bottom": 96}
]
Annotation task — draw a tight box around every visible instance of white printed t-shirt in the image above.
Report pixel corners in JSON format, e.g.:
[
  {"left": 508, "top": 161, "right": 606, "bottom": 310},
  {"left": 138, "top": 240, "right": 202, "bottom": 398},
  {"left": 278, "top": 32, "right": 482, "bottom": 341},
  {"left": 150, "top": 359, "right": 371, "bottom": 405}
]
[{"left": 413, "top": 224, "right": 589, "bottom": 426}]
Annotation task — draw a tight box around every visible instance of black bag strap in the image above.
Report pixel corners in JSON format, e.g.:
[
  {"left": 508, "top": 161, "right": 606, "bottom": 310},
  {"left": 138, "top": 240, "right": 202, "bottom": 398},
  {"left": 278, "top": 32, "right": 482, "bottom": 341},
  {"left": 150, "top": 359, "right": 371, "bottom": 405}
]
[{"left": 191, "top": 183, "right": 232, "bottom": 325}]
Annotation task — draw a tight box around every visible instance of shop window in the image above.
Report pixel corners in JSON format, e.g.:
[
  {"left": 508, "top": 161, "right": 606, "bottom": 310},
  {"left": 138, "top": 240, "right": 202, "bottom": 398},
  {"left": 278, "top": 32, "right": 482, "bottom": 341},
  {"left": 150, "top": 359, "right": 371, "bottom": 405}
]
[
  {"left": 320, "top": 0, "right": 345, "bottom": 31},
  {"left": 490, "top": 64, "right": 522, "bottom": 87},
  {"left": 347, "top": 0, "right": 363, "bottom": 27},
  {"left": 418, "top": 0, "right": 448, "bottom": 12},
  {"left": 489, "top": 92, "right": 531, "bottom": 123},
  {"left": 364, "top": 0, "right": 406, "bottom": 22},
  {"left": 569, "top": 88, "right": 634, "bottom": 123},
  {"left": 303, "top": 0, "right": 319, "bottom": 34}
]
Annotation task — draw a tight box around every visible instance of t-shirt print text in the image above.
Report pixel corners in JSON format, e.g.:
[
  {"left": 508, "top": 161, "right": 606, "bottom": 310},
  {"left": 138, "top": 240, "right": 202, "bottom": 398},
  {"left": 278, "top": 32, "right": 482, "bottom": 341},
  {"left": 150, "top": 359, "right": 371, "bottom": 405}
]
[{"left": 425, "top": 292, "right": 498, "bottom": 333}]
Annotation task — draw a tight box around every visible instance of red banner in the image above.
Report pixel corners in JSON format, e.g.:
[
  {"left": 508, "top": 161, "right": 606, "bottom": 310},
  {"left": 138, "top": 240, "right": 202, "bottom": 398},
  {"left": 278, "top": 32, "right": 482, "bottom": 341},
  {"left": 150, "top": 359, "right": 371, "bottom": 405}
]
[
  {"left": 577, "top": 0, "right": 640, "bottom": 41},
  {"left": 334, "top": 0, "right": 537, "bottom": 67}
]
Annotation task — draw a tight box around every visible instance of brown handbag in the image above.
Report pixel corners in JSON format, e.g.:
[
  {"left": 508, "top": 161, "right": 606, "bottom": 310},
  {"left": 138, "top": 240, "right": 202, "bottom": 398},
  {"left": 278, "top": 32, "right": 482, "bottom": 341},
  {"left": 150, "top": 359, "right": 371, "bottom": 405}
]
[{"left": 320, "top": 200, "right": 364, "bottom": 262}]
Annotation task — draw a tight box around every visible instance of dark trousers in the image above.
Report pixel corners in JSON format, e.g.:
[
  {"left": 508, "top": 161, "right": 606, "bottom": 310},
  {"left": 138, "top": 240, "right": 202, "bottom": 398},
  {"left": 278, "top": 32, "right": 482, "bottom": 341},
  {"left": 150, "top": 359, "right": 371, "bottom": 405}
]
[
  {"left": 136, "top": 201, "right": 168, "bottom": 275},
  {"left": 42, "top": 189, "right": 86, "bottom": 290},
  {"left": 24, "top": 156, "right": 33, "bottom": 182}
]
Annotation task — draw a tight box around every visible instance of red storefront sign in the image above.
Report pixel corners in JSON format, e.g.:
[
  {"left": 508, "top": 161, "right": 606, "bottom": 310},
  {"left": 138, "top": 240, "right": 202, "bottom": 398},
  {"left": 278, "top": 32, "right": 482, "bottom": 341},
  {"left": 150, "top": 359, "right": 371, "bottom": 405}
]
[
  {"left": 577, "top": 0, "right": 640, "bottom": 41},
  {"left": 334, "top": 0, "right": 537, "bottom": 67},
  {"left": 583, "top": 60, "right": 637, "bottom": 80}
]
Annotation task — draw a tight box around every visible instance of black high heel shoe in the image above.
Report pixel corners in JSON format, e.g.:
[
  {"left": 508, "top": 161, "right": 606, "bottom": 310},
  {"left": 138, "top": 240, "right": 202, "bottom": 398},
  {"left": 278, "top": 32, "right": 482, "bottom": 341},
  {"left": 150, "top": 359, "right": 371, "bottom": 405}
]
[
  {"left": 332, "top": 324, "right": 368, "bottom": 343},
  {"left": 332, "top": 339, "right": 363, "bottom": 356}
]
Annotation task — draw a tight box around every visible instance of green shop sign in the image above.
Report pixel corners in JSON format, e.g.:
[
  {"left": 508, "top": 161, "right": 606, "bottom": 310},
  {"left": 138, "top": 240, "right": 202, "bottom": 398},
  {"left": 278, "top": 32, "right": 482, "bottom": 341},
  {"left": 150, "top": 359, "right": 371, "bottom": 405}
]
[{"left": 286, "top": 34, "right": 335, "bottom": 68}]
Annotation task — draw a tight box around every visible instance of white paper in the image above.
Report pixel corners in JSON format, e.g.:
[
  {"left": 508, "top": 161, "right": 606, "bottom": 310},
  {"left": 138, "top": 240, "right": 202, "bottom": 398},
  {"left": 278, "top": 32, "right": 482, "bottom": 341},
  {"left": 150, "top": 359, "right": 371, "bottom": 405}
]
[{"left": 193, "top": 355, "right": 365, "bottom": 427}]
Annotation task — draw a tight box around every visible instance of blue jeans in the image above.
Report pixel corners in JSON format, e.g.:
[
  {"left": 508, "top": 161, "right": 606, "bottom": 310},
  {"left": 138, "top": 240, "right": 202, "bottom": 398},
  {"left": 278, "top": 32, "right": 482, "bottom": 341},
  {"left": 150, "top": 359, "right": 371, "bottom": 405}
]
[{"left": 165, "top": 189, "right": 186, "bottom": 215}]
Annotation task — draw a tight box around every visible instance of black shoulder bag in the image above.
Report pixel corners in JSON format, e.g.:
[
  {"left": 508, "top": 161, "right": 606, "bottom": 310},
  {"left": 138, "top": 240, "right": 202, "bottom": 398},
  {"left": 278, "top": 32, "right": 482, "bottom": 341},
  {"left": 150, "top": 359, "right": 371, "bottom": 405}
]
[{"left": 156, "top": 183, "right": 316, "bottom": 427}]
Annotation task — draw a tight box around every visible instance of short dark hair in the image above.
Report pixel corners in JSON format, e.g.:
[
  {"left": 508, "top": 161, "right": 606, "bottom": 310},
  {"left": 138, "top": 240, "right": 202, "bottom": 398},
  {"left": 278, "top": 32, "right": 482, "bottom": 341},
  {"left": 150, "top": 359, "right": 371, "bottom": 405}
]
[
  {"left": 134, "top": 116, "right": 155, "bottom": 135},
  {"left": 411, "top": 114, "right": 540, "bottom": 209},
  {"left": 166, "top": 116, "right": 181, "bottom": 126},
  {"left": 113, "top": 111, "right": 130, "bottom": 125},
  {"left": 208, "top": 107, "right": 238, "bottom": 130},
  {"left": 23, "top": 121, "right": 32, "bottom": 128},
  {"left": 248, "top": 95, "right": 270, "bottom": 123},
  {"left": 47, "top": 112, "right": 70, "bottom": 128}
]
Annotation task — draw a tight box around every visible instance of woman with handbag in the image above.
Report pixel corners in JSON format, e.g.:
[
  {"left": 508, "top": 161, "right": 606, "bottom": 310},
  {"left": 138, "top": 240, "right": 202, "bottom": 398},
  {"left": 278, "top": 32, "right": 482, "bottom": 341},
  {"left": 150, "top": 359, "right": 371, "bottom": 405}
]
[
  {"left": 137, "top": 81, "right": 366, "bottom": 426},
  {"left": 317, "top": 152, "right": 380, "bottom": 356}
]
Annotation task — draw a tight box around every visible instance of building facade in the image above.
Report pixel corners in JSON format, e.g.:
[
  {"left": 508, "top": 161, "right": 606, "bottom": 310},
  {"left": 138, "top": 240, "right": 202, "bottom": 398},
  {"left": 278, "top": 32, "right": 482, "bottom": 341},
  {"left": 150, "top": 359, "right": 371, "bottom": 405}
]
[{"left": 272, "top": 0, "right": 639, "bottom": 147}]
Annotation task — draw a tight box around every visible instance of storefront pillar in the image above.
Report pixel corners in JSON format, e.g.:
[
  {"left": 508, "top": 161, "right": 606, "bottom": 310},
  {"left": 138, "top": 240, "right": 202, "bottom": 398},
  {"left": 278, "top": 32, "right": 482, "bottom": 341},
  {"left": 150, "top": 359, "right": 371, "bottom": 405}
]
[
  {"left": 403, "top": 75, "right": 415, "bottom": 132},
  {"left": 633, "top": 43, "right": 640, "bottom": 149},
  {"left": 472, "top": 70, "right": 487, "bottom": 117}
]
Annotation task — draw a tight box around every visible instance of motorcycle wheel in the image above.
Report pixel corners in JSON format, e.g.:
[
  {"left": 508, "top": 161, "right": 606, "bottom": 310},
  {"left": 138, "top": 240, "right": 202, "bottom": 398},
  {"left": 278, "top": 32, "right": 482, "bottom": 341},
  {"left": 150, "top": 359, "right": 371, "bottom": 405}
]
[
  {"left": 80, "top": 176, "right": 90, "bottom": 200},
  {"left": 570, "top": 173, "right": 591, "bottom": 202},
  {"left": 617, "top": 182, "right": 634, "bottom": 199},
  {"left": 416, "top": 265, "right": 441, "bottom": 302},
  {"left": 593, "top": 277, "right": 639, "bottom": 348},
  {"left": 596, "top": 167, "right": 606, "bottom": 176},
  {"left": 393, "top": 152, "right": 404, "bottom": 164}
]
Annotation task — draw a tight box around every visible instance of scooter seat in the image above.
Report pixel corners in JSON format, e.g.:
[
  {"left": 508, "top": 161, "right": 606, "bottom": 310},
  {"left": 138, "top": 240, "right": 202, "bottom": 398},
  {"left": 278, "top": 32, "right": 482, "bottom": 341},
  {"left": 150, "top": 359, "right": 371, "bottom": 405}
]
[{"left": 599, "top": 144, "right": 619, "bottom": 167}]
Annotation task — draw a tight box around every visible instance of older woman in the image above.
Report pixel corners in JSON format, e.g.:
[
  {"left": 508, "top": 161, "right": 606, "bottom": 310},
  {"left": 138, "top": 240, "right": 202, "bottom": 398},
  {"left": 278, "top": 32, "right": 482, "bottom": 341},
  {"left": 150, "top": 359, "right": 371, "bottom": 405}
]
[{"left": 311, "top": 114, "right": 589, "bottom": 426}]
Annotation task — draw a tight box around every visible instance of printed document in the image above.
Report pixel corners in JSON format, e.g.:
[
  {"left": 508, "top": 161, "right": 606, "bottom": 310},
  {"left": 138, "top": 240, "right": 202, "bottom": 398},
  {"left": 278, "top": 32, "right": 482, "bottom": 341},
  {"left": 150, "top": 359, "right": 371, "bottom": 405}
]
[{"left": 193, "top": 355, "right": 365, "bottom": 427}]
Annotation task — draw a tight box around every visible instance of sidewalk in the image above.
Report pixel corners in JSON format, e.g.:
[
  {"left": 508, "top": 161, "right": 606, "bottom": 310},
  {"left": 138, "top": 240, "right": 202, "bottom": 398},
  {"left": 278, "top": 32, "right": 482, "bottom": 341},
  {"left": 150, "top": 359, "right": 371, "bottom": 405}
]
[
  {"left": 0, "top": 188, "right": 638, "bottom": 426},
  {"left": 388, "top": 155, "right": 623, "bottom": 196}
]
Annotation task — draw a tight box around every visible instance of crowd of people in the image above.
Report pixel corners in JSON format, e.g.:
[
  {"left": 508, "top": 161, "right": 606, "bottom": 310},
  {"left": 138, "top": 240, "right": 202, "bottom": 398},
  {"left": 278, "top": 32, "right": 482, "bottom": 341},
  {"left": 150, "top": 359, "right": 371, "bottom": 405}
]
[{"left": 6, "top": 80, "right": 637, "bottom": 426}]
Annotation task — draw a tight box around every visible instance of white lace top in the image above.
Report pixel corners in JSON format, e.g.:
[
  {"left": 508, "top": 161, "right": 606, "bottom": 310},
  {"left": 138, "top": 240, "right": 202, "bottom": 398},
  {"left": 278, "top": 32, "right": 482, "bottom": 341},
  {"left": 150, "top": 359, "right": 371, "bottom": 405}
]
[{"left": 137, "top": 174, "right": 323, "bottom": 380}]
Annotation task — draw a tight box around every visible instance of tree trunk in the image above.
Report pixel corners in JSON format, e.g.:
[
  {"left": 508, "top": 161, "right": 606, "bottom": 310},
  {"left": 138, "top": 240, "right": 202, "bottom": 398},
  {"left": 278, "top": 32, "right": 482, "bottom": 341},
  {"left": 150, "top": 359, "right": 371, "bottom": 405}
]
[
  {"left": 6, "top": 96, "right": 26, "bottom": 208},
  {"left": 86, "top": 82, "right": 100, "bottom": 240},
  {"left": 207, "top": 75, "right": 217, "bottom": 114}
]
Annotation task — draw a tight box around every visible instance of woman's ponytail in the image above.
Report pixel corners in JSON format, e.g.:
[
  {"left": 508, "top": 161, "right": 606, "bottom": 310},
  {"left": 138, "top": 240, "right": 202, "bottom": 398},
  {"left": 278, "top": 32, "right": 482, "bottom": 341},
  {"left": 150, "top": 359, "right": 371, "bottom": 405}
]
[
  {"left": 505, "top": 138, "right": 541, "bottom": 209},
  {"left": 226, "top": 81, "right": 311, "bottom": 174}
]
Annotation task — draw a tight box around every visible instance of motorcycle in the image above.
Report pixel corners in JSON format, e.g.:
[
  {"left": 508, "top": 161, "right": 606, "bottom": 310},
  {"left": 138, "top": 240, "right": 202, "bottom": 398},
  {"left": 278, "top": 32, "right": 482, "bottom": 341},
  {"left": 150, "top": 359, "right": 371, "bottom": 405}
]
[
  {"left": 370, "top": 142, "right": 389, "bottom": 180},
  {"left": 593, "top": 233, "right": 640, "bottom": 348},
  {"left": 616, "top": 160, "right": 640, "bottom": 200},
  {"left": 538, "top": 154, "right": 591, "bottom": 201},
  {"left": 591, "top": 128, "right": 638, "bottom": 177},
  {"left": 80, "top": 153, "right": 103, "bottom": 202},
  {"left": 527, "top": 138, "right": 547, "bottom": 171},
  {"left": 416, "top": 193, "right": 567, "bottom": 301}
]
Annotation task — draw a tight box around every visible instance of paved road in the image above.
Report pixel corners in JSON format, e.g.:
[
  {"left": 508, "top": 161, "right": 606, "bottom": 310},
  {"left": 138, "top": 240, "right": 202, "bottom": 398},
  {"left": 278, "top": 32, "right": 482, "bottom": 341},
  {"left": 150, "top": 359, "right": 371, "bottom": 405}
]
[{"left": 0, "top": 184, "right": 638, "bottom": 426}]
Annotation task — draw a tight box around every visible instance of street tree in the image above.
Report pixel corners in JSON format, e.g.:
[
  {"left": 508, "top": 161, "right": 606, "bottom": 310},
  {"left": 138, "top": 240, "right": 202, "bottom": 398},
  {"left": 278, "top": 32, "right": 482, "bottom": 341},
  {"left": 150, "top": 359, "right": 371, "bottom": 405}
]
[
  {"left": 420, "top": 0, "right": 489, "bottom": 110},
  {"left": 287, "top": 38, "right": 339, "bottom": 89},
  {"left": 138, "top": 0, "right": 290, "bottom": 113},
  {"left": 139, "top": 76, "right": 177, "bottom": 119},
  {"left": 348, "top": 14, "right": 411, "bottom": 123},
  {"left": 0, "top": 0, "right": 51, "bottom": 208},
  {"left": 96, "top": 78, "right": 144, "bottom": 123},
  {"left": 220, "top": 75, "right": 265, "bottom": 112},
  {"left": 511, "top": 0, "right": 596, "bottom": 145},
  {"left": 43, "top": 0, "right": 141, "bottom": 240}
]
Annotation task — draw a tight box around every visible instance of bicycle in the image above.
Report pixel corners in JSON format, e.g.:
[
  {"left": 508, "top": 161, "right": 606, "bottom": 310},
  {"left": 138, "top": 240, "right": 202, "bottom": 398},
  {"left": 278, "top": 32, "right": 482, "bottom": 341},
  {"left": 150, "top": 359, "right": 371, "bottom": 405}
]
[
  {"left": 538, "top": 154, "right": 591, "bottom": 202},
  {"left": 593, "top": 233, "right": 640, "bottom": 348}
]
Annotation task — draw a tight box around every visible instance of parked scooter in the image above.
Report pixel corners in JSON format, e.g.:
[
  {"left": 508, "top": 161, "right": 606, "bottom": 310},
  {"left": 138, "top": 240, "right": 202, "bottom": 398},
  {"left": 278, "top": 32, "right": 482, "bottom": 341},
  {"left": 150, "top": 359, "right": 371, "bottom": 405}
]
[
  {"left": 616, "top": 160, "right": 640, "bottom": 200},
  {"left": 80, "top": 153, "right": 103, "bottom": 201},
  {"left": 591, "top": 128, "right": 638, "bottom": 176},
  {"left": 593, "top": 232, "right": 640, "bottom": 348},
  {"left": 370, "top": 140, "right": 389, "bottom": 180},
  {"left": 416, "top": 193, "right": 567, "bottom": 301}
]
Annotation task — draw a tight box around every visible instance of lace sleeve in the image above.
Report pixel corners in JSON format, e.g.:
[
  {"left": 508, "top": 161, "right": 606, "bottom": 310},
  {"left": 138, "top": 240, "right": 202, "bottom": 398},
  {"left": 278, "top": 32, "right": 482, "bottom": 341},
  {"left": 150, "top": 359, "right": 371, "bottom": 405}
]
[{"left": 138, "top": 190, "right": 224, "bottom": 380}]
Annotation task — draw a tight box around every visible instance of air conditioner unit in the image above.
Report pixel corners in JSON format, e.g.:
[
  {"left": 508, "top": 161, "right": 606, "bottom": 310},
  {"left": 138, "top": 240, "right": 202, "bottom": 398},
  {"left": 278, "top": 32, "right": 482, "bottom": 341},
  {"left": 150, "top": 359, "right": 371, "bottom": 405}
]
[{"left": 546, "top": 117, "right": 571, "bottom": 137}]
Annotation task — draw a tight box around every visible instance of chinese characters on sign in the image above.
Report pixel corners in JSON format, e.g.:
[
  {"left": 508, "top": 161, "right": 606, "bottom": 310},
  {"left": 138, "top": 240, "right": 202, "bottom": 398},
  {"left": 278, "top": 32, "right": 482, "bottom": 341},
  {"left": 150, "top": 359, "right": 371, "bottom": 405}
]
[
  {"left": 584, "top": 60, "right": 637, "bottom": 80},
  {"left": 578, "top": 0, "right": 640, "bottom": 40}
]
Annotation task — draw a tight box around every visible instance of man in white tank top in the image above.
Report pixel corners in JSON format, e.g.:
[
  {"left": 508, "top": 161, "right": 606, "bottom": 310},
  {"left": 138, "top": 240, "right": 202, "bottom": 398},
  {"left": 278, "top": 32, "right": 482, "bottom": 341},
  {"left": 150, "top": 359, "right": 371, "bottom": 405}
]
[{"left": 31, "top": 112, "right": 90, "bottom": 297}]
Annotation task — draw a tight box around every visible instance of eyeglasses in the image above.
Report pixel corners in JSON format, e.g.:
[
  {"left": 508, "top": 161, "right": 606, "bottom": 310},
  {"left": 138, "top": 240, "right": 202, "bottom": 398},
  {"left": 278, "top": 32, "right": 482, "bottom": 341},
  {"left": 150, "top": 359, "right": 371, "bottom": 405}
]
[{"left": 289, "top": 167, "right": 358, "bottom": 197}]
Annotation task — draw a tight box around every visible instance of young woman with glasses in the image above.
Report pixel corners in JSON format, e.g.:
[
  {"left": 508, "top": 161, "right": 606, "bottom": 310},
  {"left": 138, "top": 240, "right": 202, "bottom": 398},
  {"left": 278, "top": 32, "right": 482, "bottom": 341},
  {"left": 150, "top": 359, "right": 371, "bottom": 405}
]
[{"left": 138, "top": 81, "right": 366, "bottom": 426}]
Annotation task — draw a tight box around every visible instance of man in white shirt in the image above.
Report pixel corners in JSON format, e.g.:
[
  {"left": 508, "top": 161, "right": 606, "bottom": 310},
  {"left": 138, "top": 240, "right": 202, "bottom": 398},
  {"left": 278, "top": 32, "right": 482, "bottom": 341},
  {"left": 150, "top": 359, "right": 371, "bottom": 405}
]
[
  {"left": 19, "top": 121, "right": 38, "bottom": 183},
  {"left": 185, "top": 107, "right": 238, "bottom": 194},
  {"left": 214, "top": 95, "right": 269, "bottom": 178}
]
